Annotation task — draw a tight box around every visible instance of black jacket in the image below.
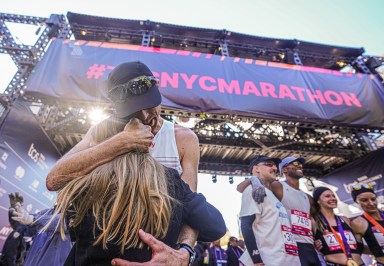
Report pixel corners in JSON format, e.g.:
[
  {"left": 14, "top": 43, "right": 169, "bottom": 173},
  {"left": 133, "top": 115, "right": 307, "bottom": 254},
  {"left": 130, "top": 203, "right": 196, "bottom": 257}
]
[
  {"left": 226, "top": 246, "right": 243, "bottom": 266},
  {"left": 65, "top": 168, "right": 226, "bottom": 266}
]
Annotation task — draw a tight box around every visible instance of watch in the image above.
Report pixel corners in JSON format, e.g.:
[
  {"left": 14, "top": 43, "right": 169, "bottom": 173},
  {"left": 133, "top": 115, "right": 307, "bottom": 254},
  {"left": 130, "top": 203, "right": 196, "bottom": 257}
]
[{"left": 175, "top": 243, "right": 196, "bottom": 265}]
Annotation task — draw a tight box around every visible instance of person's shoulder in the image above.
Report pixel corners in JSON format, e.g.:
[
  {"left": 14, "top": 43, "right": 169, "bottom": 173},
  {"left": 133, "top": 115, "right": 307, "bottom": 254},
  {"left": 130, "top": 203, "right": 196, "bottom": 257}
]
[
  {"left": 350, "top": 215, "right": 366, "bottom": 226},
  {"left": 271, "top": 180, "right": 283, "bottom": 189},
  {"left": 350, "top": 215, "right": 368, "bottom": 234},
  {"left": 174, "top": 124, "right": 198, "bottom": 139},
  {"left": 174, "top": 124, "right": 199, "bottom": 154}
]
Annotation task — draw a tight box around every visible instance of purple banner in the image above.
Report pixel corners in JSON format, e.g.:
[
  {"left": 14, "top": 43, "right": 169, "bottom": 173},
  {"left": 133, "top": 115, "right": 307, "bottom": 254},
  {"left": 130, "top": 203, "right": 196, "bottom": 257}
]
[
  {"left": 25, "top": 39, "right": 384, "bottom": 128},
  {"left": 320, "top": 148, "right": 384, "bottom": 204},
  {"left": 0, "top": 100, "right": 61, "bottom": 251}
]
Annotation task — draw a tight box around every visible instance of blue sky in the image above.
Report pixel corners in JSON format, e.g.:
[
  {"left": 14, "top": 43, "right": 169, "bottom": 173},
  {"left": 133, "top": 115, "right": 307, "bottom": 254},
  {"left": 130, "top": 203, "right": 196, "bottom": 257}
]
[{"left": 1, "top": 0, "right": 383, "bottom": 236}]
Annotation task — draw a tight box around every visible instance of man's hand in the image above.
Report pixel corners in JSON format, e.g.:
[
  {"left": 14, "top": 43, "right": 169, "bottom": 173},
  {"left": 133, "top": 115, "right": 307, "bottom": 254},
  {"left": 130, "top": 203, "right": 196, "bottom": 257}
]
[
  {"left": 9, "top": 192, "right": 24, "bottom": 208},
  {"left": 11, "top": 203, "right": 34, "bottom": 225},
  {"left": 250, "top": 177, "right": 266, "bottom": 204},
  {"left": 111, "top": 229, "right": 190, "bottom": 266},
  {"left": 122, "top": 118, "right": 154, "bottom": 153}
]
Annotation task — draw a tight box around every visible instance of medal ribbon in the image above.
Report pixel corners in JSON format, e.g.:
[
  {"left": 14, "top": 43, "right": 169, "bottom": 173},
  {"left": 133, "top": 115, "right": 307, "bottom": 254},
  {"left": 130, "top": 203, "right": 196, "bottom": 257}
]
[
  {"left": 363, "top": 211, "right": 384, "bottom": 234},
  {"left": 320, "top": 214, "right": 353, "bottom": 259}
]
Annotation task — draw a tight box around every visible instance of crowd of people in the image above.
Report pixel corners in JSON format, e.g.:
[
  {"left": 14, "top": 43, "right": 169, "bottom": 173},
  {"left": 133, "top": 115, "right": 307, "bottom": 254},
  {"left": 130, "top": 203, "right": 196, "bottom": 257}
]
[
  {"left": 236, "top": 155, "right": 382, "bottom": 266},
  {"left": 0, "top": 61, "right": 383, "bottom": 266}
]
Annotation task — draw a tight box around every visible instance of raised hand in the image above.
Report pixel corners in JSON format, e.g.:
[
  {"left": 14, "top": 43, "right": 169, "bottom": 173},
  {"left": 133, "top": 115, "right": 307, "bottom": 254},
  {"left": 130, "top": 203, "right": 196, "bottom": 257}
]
[
  {"left": 111, "top": 229, "right": 189, "bottom": 266},
  {"left": 9, "top": 192, "right": 24, "bottom": 208},
  {"left": 11, "top": 202, "right": 34, "bottom": 225},
  {"left": 250, "top": 176, "right": 267, "bottom": 204},
  {"left": 122, "top": 118, "right": 154, "bottom": 153}
]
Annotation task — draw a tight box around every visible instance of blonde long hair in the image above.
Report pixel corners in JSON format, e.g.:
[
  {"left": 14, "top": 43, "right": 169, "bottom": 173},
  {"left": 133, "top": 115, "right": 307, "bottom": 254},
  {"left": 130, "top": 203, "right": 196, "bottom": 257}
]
[{"left": 45, "top": 117, "right": 176, "bottom": 253}]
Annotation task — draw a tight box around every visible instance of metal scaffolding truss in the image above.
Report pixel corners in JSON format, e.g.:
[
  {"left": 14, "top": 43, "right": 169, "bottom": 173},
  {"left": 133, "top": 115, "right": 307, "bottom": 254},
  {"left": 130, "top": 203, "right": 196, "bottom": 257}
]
[{"left": 0, "top": 13, "right": 71, "bottom": 102}]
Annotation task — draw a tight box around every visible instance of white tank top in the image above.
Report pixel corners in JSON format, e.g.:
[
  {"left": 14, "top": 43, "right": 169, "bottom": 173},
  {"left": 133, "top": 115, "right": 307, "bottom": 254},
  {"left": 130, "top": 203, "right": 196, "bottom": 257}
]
[
  {"left": 281, "top": 181, "right": 314, "bottom": 244},
  {"left": 149, "top": 120, "right": 182, "bottom": 175}
]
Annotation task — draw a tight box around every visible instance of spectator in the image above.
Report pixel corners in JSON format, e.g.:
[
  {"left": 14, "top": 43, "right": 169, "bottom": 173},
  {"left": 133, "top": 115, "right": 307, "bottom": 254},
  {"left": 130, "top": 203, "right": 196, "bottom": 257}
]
[
  {"left": 208, "top": 239, "right": 227, "bottom": 266},
  {"left": 0, "top": 193, "right": 28, "bottom": 266},
  {"left": 237, "top": 240, "right": 245, "bottom": 252},
  {"left": 192, "top": 241, "right": 210, "bottom": 266},
  {"left": 11, "top": 202, "right": 72, "bottom": 266},
  {"left": 226, "top": 236, "right": 243, "bottom": 266}
]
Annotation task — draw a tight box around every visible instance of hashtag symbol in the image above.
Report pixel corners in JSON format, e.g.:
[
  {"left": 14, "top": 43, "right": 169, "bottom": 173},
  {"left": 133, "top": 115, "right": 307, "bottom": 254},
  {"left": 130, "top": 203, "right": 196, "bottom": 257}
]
[{"left": 86, "top": 64, "right": 106, "bottom": 79}]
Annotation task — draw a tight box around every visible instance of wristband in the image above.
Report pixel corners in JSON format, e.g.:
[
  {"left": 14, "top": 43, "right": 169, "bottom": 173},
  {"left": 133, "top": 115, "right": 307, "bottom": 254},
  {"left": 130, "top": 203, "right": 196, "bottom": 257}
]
[{"left": 175, "top": 243, "right": 196, "bottom": 265}]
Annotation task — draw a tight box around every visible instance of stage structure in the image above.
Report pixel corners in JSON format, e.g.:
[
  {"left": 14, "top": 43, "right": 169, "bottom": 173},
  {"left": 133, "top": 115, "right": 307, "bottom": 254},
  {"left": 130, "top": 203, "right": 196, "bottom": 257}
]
[{"left": 1, "top": 12, "right": 384, "bottom": 181}]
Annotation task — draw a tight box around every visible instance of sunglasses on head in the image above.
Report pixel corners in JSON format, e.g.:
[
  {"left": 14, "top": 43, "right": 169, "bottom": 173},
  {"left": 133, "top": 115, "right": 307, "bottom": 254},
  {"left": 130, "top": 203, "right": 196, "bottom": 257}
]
[
  {"left": 352, "top": 183, "right": 373, "bottom": 190},
  {"left": 257, "top": 162, "right": 276, "bottom": 167},
  {"left": 285, "top": 161, "right": 302, "bottom": 167},
  {"left": 108, "top": 75, "right": 159, "bottom": 102}
]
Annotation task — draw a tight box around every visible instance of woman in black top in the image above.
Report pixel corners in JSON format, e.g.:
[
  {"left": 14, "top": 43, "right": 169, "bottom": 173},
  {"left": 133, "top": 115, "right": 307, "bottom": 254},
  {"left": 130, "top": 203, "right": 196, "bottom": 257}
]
[
  {"left": 313, "top": 187, "right": 364, "bottom": 266},
  {"left": 350, "top": 184, "right": 384, "bottom": 265},
  {"left": 46, "top": 118, "right": 226, "bottom": 266}
]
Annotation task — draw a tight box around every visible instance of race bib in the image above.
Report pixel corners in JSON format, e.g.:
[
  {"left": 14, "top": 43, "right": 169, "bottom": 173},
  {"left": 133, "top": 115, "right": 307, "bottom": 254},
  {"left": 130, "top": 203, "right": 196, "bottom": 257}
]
[
  {"left": 291, "top": 209, "right": 312, "bottom": 237},
  {"left": 282, "top": 225, "right": 299, "bottom": 256},
  {"left": 324, "top": 230, "right": 357, "bottom": 251},
  {"left": 373, "top": 230, "right": 384, "bottom": 247}
]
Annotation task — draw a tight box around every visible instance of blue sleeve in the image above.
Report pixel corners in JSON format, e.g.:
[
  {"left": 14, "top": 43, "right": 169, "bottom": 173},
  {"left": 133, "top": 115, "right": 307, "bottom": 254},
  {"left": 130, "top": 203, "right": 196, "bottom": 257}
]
[
  {"left": 180, "top": 180, "right": 226, "bottom": 242},
  {"left": 240, "top": 214, "right": 263, "bottom": 264}
]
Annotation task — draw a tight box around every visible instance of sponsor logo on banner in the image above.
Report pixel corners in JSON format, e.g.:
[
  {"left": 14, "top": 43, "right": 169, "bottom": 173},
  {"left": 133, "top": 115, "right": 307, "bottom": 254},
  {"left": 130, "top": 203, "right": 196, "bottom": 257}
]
[
  {"left": 1, "top": 152, "right": 8, "bottom": 161},
  {"left": 0, "top": 187, "right": 6, "bottom": 197},
  {"left": 43, "top": 191, "right": 55, "bottom": 201},
  {"left": 0, "top": 226, "right": 13, "bottom": 241},
  {"left": 343, "top": 174, "right": 383, "bottom": 194},
  {"left": 29, "top": 179, "right": 40, "bottom": 192},
  {"left": 14, "top": 166, "right": 25, "bottom": 180},
  {"left": 0, "top": 152, "right": 7, "bottom": 170},
  {"left": 26, "top": 204, "right": 33, "bottom": 212},
  {"left": 28, "top": 143, "right": 48, "bottom": 170}
]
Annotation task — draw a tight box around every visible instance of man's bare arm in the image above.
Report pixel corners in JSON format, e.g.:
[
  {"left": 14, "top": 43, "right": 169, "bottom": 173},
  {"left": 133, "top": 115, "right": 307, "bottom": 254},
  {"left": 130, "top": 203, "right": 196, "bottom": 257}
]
[
  {"left": 46, "top": 120, "right": 153, "bottom": 191},
  {"left": 237, "top": 179, "right": 251, "bottom": 193},
  {"left": 176, "top": 125, "right": 200, "bottom": 192},
  {"left": 175, "top": 125, "right": 200, "bottom": 247}
]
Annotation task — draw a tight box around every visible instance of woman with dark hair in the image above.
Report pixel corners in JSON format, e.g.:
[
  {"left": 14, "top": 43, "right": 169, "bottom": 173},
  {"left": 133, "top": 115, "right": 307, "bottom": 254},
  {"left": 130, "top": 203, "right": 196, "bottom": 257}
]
[
  {"left": 226, "top": 236, "right": 243, "bottom": 266},
  {"left": 313, "top": 187, "right": 364, "bottom": 266},
  {"left": 45, "top": 117, "right": 226, "bottom": 266}
]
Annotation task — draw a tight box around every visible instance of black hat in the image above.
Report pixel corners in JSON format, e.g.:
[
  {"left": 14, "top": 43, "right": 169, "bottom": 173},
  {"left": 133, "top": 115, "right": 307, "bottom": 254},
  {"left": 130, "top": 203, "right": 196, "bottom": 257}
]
[
  {"left": 313, "top": 186, "right": 331, "bottom": 203},
  {"left": 351, "top": 184, "right": 375, "bottom": 202},
  {"left": 107, "top": 61, "right": 162, "bottom": 119},
  {"left": 249, "top": 155, "right": 281, "bottom": 173}
]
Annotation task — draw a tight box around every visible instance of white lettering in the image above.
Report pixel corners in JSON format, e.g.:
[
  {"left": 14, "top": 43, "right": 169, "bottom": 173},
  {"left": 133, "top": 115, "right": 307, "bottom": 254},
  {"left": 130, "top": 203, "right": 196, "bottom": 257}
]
[{"left": 27, "top": 143, "right": 47, "bottom": 170}]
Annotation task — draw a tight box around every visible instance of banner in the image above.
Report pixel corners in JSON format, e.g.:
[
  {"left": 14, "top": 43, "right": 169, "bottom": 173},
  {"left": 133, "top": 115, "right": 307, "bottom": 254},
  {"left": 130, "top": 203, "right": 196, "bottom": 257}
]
[
  {"left": 25, "top": 39, "right": 384, "bottom": 128},
  {"left": 0, "top": 100, "right": 61, "bottom": 251},
  {"left": 320, "top": 147, "right": 384, "bottom": 204}
]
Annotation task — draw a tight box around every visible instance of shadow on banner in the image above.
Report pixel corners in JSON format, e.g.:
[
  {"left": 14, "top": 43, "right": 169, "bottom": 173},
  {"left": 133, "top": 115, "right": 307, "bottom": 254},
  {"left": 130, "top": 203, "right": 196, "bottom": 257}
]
[
  {"left": 320, "top": 148, "right": 384, "bottom": 205},
  {"left": 0, "top": 100, "right": 61, "bottom": 251}
]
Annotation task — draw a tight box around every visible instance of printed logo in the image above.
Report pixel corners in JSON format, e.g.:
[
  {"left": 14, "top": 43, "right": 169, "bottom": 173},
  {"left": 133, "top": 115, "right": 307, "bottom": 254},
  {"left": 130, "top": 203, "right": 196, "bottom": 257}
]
[
  {"left": 15, "top": 166, "right": 25, "bottom": 180},
  {"left": 343, "top": 174, "right": 382, "bottom": 193},
  {"left": 0, "top": 152, "right": 7, "bottom": 170},
  {"left": 1, "top": 152, "right": 8, "bottom": 161},
  {"left": 28, "top": 143, "right": 48, "bottom": 170},
  {"left": 276, "top": 202, "right": 283, "bottom": 209},
  {"left": 29, "top": 179, "right": 40, "bottom": 192},
  {"left": 252, "top": 249, "right": 260, "bottom": 255},
  {"left": 0, "top": 187, "right": 6, "bottom": 197},
  {"left": 26, "top": 204, "right": 33, "bottom": 212},
  {"left": 0, "top": 226, "right": 13, "bottom": 240},
  {"left": 43, "top": 191, "right": 55, "bottom": 201}
]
